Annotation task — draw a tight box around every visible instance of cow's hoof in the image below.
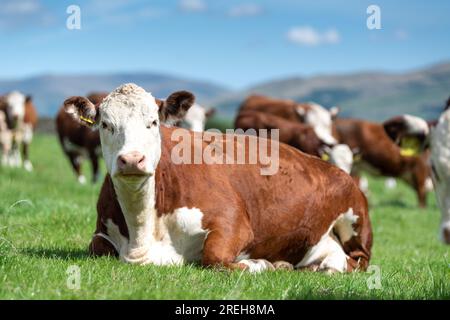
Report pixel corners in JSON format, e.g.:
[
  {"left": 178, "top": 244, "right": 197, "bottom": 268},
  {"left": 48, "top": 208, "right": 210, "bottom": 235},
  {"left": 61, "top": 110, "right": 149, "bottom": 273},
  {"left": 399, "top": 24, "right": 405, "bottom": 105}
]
[
  {"left": 24, "top": 160, "right": 33, "bottom": 172},
  {"left": 273, "top": 261, "right": 294, "bottom": 270},
  {"left": 441, "top": 224, "right": 450, "bottom": 244},
  {"left": 238, "top": 259, "right": 275, "bottom": 273},
  {"left": 78, "top": 175, "right": 87, "bottom": 184}
]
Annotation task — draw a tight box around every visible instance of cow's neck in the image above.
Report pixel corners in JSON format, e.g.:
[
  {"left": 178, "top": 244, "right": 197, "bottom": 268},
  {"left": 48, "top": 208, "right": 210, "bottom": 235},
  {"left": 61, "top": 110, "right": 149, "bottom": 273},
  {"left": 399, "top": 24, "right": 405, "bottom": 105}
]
[{"left": 112, "top": 174, "right": 161, "bottom": 263}]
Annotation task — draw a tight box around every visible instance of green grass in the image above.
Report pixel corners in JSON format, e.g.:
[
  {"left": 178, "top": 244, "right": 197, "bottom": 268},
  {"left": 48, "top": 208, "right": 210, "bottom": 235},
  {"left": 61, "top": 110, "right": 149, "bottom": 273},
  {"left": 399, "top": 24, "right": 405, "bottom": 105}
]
[{"left": 0, "top": 135, "right": 449, "bottom": 299}]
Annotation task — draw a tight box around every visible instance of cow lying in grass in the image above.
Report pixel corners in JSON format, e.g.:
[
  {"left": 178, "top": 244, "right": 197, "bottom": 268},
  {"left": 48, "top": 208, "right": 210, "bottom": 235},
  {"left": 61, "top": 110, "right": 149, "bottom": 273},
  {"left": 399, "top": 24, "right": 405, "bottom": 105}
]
[
  {"left": 234, "top": 110, "right": 355, "bottom": 174},
  {"left": 64, "top": 83, "right": 372, "bottom": 273}
]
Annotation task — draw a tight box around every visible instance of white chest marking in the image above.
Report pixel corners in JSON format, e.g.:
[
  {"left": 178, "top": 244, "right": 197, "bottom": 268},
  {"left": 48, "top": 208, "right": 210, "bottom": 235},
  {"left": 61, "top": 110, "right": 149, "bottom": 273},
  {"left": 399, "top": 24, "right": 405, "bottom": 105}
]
[{"left": 103, "top": 207, "right": 208, "bottom": 266}]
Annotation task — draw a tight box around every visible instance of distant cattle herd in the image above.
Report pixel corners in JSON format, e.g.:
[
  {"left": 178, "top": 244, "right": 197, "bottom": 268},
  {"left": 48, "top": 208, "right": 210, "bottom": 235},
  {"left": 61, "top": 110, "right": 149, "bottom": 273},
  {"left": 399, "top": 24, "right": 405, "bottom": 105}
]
[{"left": 0, "top": 84, "right": 449, "bottom": 274}]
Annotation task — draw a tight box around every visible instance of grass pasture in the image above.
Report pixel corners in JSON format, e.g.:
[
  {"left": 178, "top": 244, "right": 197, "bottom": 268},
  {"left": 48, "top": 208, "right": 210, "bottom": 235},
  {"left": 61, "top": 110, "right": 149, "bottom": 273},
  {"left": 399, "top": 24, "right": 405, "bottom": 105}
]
[{"left": 0, "top": 134, "right": 449, "bottom": 300}]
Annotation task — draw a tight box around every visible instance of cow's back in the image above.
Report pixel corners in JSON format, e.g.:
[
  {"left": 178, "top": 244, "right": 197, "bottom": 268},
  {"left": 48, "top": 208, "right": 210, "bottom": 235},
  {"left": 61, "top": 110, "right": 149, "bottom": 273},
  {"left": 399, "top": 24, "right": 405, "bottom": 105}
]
[{"left": 239, "top": 95, "right": 300, "bottom": 121}]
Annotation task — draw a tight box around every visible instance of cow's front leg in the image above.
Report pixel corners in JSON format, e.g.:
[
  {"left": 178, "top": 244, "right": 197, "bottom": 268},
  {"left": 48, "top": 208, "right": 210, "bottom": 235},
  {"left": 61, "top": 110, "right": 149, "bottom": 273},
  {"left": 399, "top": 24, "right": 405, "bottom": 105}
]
[
  {"left": 22, "top": 142, "right": 33, "bottom": 171},
  {"left": 201, "top": 215, "right": 277, "bottom": 273}
]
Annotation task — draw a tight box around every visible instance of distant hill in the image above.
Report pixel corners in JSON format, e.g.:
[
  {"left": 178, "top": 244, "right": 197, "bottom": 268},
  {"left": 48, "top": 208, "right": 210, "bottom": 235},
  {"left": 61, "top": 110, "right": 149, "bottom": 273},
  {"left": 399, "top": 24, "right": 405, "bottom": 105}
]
[
  {"left": 1, "top": 61, "right": 449, "bottom": 121},
  {"left": 0, "top": 73, "right": 230, "bottom": 117},
  {"left": 209, "top": 61, "right": 450, "bottom": 121}
]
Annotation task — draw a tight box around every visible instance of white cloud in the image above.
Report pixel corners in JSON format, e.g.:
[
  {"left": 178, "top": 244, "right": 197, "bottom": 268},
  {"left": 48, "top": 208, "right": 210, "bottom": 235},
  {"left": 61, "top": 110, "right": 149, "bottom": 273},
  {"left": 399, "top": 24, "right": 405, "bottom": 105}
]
[
  {"left": 0, "top": 0, "right": 40, "bottom": 14},
  {"left": 0, "top": 0, "right": 54, "bottom": 30},
  {"left": 179, "top": 0, "right": 207, "bottom": 13},
  {"left": 228, "top": 4, "right": 263, "bottom": 17},
  {"left": 286, "top": 26, "right": 341, "bottom": 46}
]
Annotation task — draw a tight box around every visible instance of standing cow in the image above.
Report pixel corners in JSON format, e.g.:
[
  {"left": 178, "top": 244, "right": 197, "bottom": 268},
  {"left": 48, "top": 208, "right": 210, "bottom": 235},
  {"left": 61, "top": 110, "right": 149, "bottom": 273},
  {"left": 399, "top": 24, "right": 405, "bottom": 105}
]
[
  {"left": 56, "top": 92, "right": 107, "bottom": 184},
  {"left": 333, "top": 117, "right": 430, "bottom": 207},
  {"left": 380, "top": 110, "right": 450, "bottom": 241},
  {"left": 64, "top": 83, "right": 372, "bottom": 273},
  {"left": 431, "top": 97, "right": 450, "bottom": 244},
  {"left": 0, "top": 91, "right": 38, "bottom": 171}
]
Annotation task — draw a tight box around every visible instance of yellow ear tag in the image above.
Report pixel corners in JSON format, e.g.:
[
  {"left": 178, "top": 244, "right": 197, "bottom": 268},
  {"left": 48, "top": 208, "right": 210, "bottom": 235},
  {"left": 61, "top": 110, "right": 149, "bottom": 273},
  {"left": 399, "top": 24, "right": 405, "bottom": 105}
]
[
  {"left": 400, "top": 136, "right": 420, "bottom": 157},
  {"left": 353, "top": 154, "right": 362, "bottom": 162},
  {"left": 321, "top": 153, "right": 330, "bottom": 161},
  {"left": 80, "top": 116, "right": 95, "bottom": 125}
]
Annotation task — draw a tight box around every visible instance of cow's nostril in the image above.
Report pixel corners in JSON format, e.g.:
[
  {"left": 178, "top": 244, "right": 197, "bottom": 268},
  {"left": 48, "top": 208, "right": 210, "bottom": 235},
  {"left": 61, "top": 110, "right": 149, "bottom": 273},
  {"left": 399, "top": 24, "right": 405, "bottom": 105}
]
[
  {"left": 118, "top": 155, "right": 127, "bottom": 166},
  {"left": 138, "top": 155, "right": 145, "bottom": 165}
]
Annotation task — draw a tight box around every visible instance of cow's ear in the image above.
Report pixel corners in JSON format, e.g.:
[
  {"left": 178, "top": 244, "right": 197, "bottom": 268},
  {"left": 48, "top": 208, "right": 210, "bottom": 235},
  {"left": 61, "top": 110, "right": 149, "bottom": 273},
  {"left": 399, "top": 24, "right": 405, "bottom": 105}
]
[
  {"left": 25, "top": 95, "right": 32, "bottom": 103},
  {"left": 383, "top": 116, "right": 406, "bottom": 143},
  {"left": 158, "top": 91, "right": 195, "bottom": 123},
  {"left": 64, "top": 96, "right": 98, "bottom": 127},
  {"left": 330, "top": 106, "right": 340, "bottom": 119}
]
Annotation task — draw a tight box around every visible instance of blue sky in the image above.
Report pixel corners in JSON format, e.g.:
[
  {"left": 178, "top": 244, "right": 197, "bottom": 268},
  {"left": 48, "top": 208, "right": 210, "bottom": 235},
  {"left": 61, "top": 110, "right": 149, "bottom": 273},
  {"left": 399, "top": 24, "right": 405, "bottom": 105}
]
[{"left": 1, "top": 0, "right": 449, "bottom": 88}]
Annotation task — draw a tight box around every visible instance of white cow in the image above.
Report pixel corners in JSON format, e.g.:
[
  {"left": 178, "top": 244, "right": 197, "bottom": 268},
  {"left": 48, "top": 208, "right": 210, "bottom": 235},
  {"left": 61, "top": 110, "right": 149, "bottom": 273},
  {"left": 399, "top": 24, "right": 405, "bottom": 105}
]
[{"left": 431, "top": 105, "right": 450, "bottom": 244}]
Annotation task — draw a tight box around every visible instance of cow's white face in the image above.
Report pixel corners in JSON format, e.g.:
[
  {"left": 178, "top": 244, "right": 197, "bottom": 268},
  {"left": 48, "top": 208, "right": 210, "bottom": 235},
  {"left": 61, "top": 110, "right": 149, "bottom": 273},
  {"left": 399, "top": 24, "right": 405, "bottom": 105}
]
[
  {"left": 5, "top": 91, "right": 26, "bottom": 125},
  {"left": 184, "top": 103, "right": 207, "bottom": 132},
  {"left": 64, "top": 83, "right": 195, "bottom": 183},
  {"left": 98, "top": 86, "right": 161, "bottom": 178},
  {"left": 328, "top": 144, "right": 353, "bottom": 174},
  {"left": 297, "top": 103, "right": 338, "bottom": 145}
]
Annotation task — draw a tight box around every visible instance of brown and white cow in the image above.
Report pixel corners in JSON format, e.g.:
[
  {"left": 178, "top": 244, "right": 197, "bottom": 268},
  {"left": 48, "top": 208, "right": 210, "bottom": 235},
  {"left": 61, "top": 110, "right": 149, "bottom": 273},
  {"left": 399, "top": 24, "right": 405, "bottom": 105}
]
[
  {"left": 64, "top": 83, "right": 372, "bottom": 273},
  {"left": 239, "top": 95, "right": 339, "bottom": 145},
  {"left": 332, "top": 117, "right": 430, "bottom": 207},
  {"left": 0, "top": 91, "right": 38, "bottom": 171},
  {"left": 234, "top": 110, "right": 355, "bottom": 174},
  {"left": 0, "top": 103, "right": 12, "bottom": 166},
  {"left": 384, "top": 105, "right": 450, "bottom": 243},
  {"left": 235, "top": 110, "right": 327, "bottom": 157},
  {"left": 56, "top": 92, "right": 107, "bottom": 183},
  {"left": 430, "top": 98, "right": 450, "bottom": 244}
]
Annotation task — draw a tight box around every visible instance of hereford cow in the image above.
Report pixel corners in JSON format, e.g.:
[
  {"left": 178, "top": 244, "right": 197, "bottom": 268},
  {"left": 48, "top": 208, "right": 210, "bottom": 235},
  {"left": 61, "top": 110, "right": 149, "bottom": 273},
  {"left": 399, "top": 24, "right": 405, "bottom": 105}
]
[
  {"left": 64, "top": 83, "right": 372, "bottom": 273},
  {"left": 239, "top": 95, "right": 339, "bottom": 145},
  {"left": 0, "top": 91, "right": 38, "bottom": 171},
  {"left": 0, "top": 104, "right": 12, "bottom": 166},
  {"left": 234, "top": 110, "right": 355, "bottom": 173},
  {"left": 383, "top": 106, "right": 450, "bottom": 243},
  {"left": 56, "top": 92, "right": 107, "bottom": 184},
  {"left": 431, "top": 98, "right": 450, "bottom": 243},
  {"left": 235, "top": 111, "right": 327, "bottom": 157},
  {"left": 332, "top": 118, "right": 430, "bottom": 207}
]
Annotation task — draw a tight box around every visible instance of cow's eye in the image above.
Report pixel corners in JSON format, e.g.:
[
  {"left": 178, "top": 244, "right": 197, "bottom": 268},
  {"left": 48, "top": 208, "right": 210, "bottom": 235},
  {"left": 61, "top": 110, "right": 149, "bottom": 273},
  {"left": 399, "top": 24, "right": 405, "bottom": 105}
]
[
  {"left": 102, "top": 122, "right": 114, "bottom": 133},
  {"left": 147, "top": 120, "right": 158, "bottom": 129}
]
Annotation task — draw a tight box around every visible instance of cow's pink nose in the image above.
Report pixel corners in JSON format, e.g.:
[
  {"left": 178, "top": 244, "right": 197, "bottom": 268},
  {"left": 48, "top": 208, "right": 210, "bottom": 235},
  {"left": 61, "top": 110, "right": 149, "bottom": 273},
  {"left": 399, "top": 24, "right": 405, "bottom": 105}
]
[{"left": 117, "top": 152, "right": 146, "bottom": 175}]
